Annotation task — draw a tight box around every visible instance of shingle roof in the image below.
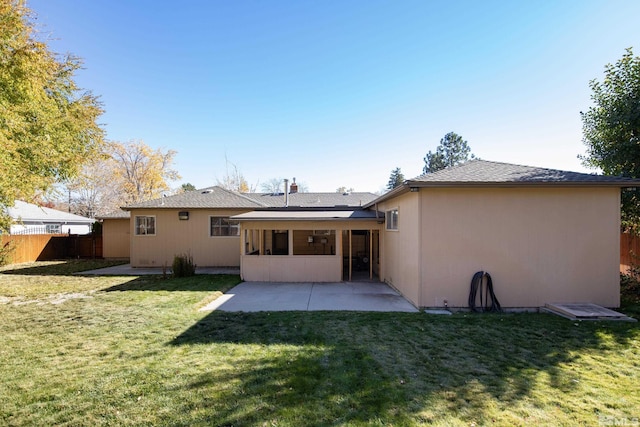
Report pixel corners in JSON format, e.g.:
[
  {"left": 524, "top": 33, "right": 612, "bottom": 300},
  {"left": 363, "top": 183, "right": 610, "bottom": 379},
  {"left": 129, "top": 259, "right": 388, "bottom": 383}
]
[
  {"left": 248, "top": 192, "right": 376, "bottom": 208},
  {"left": 8, "top": 201, "right": 95, "bottom": 224},
  {"left": 364, "top": 159, "right": 640, "bottom": 208},
  {"left": 123, "top": 186, "right": 378, "bottom": 210},
  {"left": 123, "top": 186, "right": 265, "bottom": 209},
  {"left": 96, "top": 210, "right": 130, "bottom": 219},
  {"left": 408, "top": 160, "right": 640, "bottom": 186}
]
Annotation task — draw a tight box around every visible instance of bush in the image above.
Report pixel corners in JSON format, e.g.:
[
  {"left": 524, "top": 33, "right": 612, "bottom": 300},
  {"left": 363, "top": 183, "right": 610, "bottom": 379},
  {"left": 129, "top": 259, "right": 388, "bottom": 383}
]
[
  {"left": 172, "top": 253, "right": 196, "bottom": 277},
  {"left": 0, "top": 238, "right": 15, "bottom": 267}
]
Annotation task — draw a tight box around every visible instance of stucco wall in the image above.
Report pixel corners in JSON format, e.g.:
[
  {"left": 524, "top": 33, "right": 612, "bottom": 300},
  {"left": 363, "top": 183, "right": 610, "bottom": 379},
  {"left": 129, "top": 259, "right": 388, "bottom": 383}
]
[
  {"left": 102, "top": 218, "right": 130, "bottom": 259},
  {"left": 239, "top": 219, "right": 383, "bottom": 282},
  {"left": 417, "top": 187, "right": 621, "bottom": 308},
  {"left": 130, "top": 209, "right": 248, "bottom": 267},
  {"left": 377, "top": 191, "right": 421, "bottom": 306}
]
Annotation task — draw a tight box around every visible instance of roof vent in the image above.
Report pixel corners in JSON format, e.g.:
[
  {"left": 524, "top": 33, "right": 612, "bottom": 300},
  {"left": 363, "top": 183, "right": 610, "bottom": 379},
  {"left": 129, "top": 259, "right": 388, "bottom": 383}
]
[{"left": 202, "top": 189, "right": 214, "bottom": 194}]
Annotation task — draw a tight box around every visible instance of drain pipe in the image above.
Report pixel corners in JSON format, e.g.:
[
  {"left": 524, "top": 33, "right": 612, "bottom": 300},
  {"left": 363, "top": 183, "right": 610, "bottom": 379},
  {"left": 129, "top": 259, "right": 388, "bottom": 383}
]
[{"left": 284, "top": 178, "right": 289, "bottom": 207}]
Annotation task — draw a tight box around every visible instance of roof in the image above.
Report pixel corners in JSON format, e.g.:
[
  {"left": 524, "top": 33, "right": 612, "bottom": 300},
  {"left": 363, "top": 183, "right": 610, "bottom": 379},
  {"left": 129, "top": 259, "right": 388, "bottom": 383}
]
[
  {"left": 96, "top": 210, "right": 130, "bottom": 219},
  {"left": 365, "top": 160, "right": 640, "bottom": 207},
  {"left": 123, "top": 186, "right": 378, "bottom": 210},
  {"left": 8, "top": 201, "right": 95, "bottom": 224},
  {"left": 232, "top": 209, "right": 381, "bottom": 221},
  {"left": 408, "top": 160, "right": 640, "bottom": 186}
]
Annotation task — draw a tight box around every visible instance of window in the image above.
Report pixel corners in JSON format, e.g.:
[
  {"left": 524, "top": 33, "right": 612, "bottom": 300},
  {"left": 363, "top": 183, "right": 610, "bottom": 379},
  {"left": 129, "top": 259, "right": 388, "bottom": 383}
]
[
  {"left": 135, "top": 216, "right": 156, "bottom": 235},
  {"left": 46, "top": 224, "right": 61, "bottom": 234},
  {"left": 386, "top": 209, "right": 398, "bottom": 230},
  {"left": 210, "top": 217, "right": 240, "bottom": 237}
]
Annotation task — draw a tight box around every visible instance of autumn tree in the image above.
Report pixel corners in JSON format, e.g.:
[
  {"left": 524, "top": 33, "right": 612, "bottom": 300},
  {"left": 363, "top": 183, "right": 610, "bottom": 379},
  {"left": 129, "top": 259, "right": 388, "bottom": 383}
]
[
  {"left": 581, "top": 48, "right": 640, "bottom": 229},
  {"left": 109, "top": 140, "right": 180, "bottom": 204},
  {"left": 65, "top": 154, "right": 121, "bottom": 217},
  {"left": 0, "top": 0, "right": 104, "bottom": 232},
  {"left": 216, "top": 156, "right": 252, "bottom": 193},
  {"left": 387, "top": 167, "right": 405, "bottom": 190},
  {"left": 64, "top": 140, "right": 180, "bottom": 214},
  {"left": 423, "top": 132, "right": 474, "bottom": 174}
]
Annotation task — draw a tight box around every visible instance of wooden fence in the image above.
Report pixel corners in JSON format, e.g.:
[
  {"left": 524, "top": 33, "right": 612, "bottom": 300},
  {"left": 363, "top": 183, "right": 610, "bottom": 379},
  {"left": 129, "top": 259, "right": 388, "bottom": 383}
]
[
  {"left": 621, "top": 232, "right": 640, "bottom": 275},
  {"left": 1, "top": 234, "right": 103, "bottom": 264}
]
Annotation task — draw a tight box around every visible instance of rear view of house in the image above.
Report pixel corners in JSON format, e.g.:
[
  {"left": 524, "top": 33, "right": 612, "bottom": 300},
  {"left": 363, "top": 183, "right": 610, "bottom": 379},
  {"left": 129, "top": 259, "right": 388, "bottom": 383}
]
[{"left": 109, "top": 160, "right": 639, "bottom": 310}]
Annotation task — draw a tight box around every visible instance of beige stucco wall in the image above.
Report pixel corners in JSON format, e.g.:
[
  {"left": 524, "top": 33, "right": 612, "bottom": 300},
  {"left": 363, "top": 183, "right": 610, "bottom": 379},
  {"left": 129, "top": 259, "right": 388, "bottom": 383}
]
[
  {"left": 377, "top": 191, "right": 422, "bottom": 306},
  {"left": 411, "top": 186, "right": 621, "bottom": 308},
  {"left": 239, "top": 219, "right": 383, "bottom": 282},
  {"left": 102, "top": 218, "right": 130, "bottom": 259},
  {"left": 130, "top": 209, "right": 248, "bottom": 267}
]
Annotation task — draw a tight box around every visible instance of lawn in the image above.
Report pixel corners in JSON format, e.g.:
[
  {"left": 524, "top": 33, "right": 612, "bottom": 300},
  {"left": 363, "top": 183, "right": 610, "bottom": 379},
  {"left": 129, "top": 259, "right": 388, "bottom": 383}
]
[{"left": 1, "top": 260, "right": 639, "bottom": 426}]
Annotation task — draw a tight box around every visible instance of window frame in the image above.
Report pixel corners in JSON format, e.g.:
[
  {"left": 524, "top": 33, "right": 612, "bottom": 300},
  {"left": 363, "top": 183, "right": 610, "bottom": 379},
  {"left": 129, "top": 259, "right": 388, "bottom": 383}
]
[
  {"left": 209, "top": 216, "right": 240, "bottom": 237},
  {"left": 45, "top": 224, "right": 61, "bottom": 234},
  {"left": 134, "top": 215, "right": 156, "bottom": 236},
  {"left": 385, "top": 208, "right": 399, "bottom": 231}
]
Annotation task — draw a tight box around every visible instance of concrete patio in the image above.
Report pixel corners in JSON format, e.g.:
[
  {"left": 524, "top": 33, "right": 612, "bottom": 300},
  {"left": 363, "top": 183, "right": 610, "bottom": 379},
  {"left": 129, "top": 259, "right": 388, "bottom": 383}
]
[
  {"left": 82, "top": 264, "right": 418, "bottom": 312},
  {"left": 200, "top": 281, "right": 419, "bottom": 312}
]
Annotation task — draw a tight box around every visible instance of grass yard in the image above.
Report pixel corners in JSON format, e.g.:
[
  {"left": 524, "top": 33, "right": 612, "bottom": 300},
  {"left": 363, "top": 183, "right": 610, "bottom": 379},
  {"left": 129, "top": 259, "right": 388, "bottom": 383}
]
[{"left": 1, "top": 260, "right": 639, "bottom": 426}]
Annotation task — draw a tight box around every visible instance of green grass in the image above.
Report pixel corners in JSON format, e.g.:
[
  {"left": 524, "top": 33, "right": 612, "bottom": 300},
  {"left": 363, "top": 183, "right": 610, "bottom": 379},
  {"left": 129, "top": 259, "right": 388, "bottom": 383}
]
[{"left": 1, "top": 260, "right": 639, "bottom": 426}]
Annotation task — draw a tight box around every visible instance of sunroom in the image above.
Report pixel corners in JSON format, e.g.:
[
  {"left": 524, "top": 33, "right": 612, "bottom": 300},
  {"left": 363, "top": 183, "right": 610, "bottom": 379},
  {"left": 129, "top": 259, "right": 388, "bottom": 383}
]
[{"left": 233, "top": 209, "right": 384, "bottom": 282}]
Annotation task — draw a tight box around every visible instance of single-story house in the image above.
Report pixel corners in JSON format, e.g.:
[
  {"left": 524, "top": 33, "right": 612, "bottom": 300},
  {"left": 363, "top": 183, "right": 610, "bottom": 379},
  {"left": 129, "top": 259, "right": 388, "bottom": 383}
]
[
  {"left": 7, "top": 200, "right": 95, "bottom": 235},
  {"left": 111, "top": 160, "right": 640, "bottom": 309}
]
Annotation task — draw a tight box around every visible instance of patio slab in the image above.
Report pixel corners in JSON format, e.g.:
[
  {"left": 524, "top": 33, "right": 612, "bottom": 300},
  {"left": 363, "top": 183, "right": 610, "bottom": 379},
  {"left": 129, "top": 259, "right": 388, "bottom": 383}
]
[{"left": 201, "top": 281, "right": 419, "bottom": 312}]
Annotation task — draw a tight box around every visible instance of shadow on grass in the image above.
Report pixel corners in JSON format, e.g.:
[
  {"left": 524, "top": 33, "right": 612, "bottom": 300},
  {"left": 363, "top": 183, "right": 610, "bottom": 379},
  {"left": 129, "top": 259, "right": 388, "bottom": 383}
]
[
  {"left": 170, "top": 310, "right": 640, "bottom": 425},
  {"left": 0, "top": 259, "right": 127, "bottom": 276},
  {"left": 102, "top": 274, "right": 241, "bottom": 292}
]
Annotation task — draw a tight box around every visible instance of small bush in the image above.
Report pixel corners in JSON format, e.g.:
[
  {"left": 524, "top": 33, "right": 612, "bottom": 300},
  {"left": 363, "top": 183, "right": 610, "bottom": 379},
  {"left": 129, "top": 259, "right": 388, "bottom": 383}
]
[
  {"left": 0, "top": 238, "right": 15, "bottom": 267},
  {"left": 172, "top": 253, "right": 196, "bottom": 277}
]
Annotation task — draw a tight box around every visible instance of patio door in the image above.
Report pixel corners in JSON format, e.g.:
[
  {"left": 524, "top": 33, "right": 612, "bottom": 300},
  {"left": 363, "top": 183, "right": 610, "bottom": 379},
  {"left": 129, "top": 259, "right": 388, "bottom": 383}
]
[{"left": 342, "top": 229, "right": 379, "bottom": 281}]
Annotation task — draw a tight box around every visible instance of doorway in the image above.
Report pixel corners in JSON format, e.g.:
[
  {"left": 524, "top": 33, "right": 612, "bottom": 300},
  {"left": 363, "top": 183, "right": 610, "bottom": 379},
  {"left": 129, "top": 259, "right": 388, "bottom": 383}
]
[{"left": 342, "top": 229, "right": 379, "bottom": 281}]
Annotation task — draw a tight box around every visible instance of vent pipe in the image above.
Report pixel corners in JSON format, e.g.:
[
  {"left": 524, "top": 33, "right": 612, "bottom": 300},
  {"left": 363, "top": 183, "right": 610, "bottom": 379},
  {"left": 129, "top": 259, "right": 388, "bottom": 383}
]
[{"left": 284, "top": 179, "right": 289, "bottom": 207}]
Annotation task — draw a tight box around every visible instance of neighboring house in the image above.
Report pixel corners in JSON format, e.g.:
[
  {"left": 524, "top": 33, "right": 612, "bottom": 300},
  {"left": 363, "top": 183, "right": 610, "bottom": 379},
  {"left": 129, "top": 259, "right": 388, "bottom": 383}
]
[
  {"left": 114, "top": 160, "right": 640, "bottom": 309},
  {"left": 7, "top": 200, "right": 94, "bottom": 235}
]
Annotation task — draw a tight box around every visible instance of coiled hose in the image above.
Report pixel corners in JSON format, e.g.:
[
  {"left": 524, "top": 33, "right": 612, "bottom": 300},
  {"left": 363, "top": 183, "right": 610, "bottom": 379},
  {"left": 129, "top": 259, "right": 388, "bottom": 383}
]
[{"left": 468, "top": 271, "right": 502, "bottom": 312}]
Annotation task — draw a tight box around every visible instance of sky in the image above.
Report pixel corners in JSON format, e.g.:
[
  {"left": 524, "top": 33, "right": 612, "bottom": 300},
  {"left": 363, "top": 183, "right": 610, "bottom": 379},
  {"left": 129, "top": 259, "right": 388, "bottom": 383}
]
[{"left": 27, "top": 0, "right": 640, "bottom": 193}]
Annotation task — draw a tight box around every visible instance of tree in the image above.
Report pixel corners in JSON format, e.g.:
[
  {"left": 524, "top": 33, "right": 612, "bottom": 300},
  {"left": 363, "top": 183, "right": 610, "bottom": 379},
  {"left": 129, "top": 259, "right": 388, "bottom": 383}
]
[
  {"left": 180, "top": 183, "right": 196, "bottom": 192},
  {"left": 64, "top": 140, "right": 180, "bottom": 213},
  {"left": 336, "top": 186, "right": 354, "bottom": 194},
  {"left": 0, "top": 1, "right": 104, "bottom": 232},
  {"left": 65, "top": 154, "right": 121, "bottom": 217},
  {"left": 580, "top": 48, "right": 640, "bottom": 229},
  {"left": 261, "top": 178, "right": 283, "bottom": 194},
  {"left": 109, "top": 140, "right": 180, "bottom": 204},
  {"left": 387, "top": 167, "right": 405, "bottom": 190},
  {"left": 216, "top": 156, "right": 253, "bottom": 193},
  {"left": 423, "top": 132, "right": 474, "bottom": 174}
]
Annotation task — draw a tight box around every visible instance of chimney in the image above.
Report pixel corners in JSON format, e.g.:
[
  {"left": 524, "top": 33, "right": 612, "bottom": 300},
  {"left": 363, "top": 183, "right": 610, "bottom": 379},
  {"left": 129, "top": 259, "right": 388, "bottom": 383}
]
[
  {"left": 290, "top": 177, "right": 298, "bottom": 194},
  {"left": 284, "top": 179, "right": 289, "bottom": 207}
]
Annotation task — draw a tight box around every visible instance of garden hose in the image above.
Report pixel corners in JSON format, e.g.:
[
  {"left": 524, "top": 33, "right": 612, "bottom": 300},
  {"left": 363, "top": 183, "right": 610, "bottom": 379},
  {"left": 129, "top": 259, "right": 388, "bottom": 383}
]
[{"left": 468, "top": 271, "right": 502, "bottom": 312}]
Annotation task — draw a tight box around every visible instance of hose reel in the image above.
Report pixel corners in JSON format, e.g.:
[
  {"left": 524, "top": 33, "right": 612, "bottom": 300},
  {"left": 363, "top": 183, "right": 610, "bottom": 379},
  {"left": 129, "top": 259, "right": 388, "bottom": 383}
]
[{"left": 468, "top": 271, "right": 502, "bottom": 312}]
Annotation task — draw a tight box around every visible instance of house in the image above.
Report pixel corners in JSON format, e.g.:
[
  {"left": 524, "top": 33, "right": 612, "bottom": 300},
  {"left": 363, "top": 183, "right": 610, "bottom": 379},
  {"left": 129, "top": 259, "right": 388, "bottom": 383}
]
[
  {"left": 121, "top": 182, "right": 378, "bottom": 272},
  {"left": 7, "top": 200, "right": 95, "bottom": 235},
  {"left": 115, "top": 160, "right": 640, "bottom": 309}
]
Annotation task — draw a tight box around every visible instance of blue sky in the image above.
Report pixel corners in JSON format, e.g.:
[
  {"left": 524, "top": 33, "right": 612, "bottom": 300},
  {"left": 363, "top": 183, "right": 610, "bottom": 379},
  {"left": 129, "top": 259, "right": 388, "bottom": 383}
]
[{"left": 28, "top": 0, "right": 640, "bottom": 193}]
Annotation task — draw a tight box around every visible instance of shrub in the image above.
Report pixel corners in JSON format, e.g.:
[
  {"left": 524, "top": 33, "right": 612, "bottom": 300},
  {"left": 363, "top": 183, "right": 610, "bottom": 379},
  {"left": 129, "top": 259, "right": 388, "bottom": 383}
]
[
  {"left": 0, "top": 238, "right": 15, "bottom": 267},
  {"left": 172, "top": 253, "right": 196, "bottom": 277}
]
